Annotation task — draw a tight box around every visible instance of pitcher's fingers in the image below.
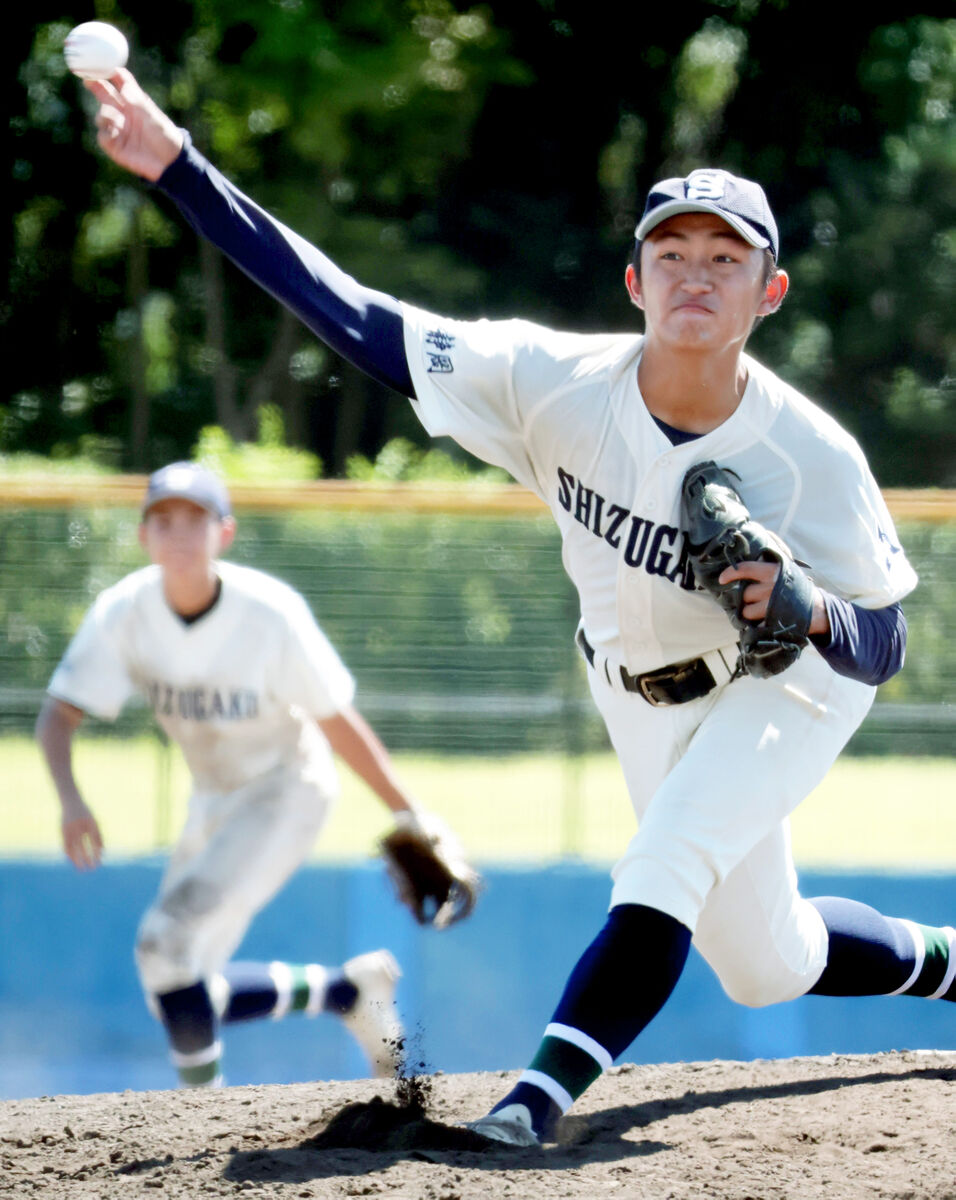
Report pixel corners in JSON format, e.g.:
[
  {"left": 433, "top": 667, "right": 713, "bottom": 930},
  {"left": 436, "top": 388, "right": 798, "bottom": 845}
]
[
  {"left": 719, "top": 560, "right": 777, "bottom": 587},
  {"left": 94, "top": 103, "right": 126, "bottom": 136},
  {"left": 84, "top": 76, "right": 120, "bottom": 106},
  {"left": 84, "top": 68, "right": 140, "bottom": 106}
]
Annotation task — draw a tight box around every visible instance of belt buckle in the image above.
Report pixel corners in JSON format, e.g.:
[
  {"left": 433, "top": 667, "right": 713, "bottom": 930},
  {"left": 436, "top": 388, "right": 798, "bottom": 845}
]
[
  {"left": 636, "top": 666, "right": 676, "bottom": 707},
  {"left": 635, "top": 658, "right": 715, "bottom": 707}
]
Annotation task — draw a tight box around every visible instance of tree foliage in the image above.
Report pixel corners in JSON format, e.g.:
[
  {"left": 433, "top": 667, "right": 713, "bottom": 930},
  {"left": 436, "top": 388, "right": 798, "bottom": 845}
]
[{"left": 5, "top": 2, "right": 955, "bottom": 484}]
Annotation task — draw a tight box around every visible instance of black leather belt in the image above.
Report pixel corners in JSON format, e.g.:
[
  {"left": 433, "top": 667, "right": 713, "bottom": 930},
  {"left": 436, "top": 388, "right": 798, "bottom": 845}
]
[{"left": 577, "top": 629, "right": 718, "bottom": 707}]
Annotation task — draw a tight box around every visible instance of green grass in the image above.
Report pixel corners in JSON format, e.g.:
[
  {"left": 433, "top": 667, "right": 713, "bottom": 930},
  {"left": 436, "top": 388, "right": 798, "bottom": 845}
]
[{"left": 5, "top": 734, "right": 954, "bottom": 869}]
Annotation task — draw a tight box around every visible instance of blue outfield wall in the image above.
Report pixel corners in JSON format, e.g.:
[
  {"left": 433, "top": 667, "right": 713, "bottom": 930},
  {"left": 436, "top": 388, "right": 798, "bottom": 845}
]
[{"left": 0, "top": 860, "right": 952, "bottom": 1100}]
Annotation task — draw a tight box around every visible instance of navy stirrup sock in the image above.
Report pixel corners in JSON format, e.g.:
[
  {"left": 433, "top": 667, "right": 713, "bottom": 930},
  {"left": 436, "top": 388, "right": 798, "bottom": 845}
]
[
  {"left": 491, "top": 903, "right": 692, "bottom": 1139},
  {"left": 217, "top": 961, "right": 357, "bottom": 1022},
  {"left": 809, "top": 897, "right": 956, "bottom": 999},
  {"left": 549, "top": 903, "right": 691, "bottom": 1053},
  {"left": 155, "top": 961, "right": 362, "bottom": 1087},
  {"left": 155, "top": 981, "right": 221, "bottom": 1086}
]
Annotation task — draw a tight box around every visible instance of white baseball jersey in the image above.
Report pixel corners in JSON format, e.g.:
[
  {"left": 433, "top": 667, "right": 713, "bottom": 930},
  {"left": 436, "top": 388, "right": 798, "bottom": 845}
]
[
  {"left": 48, "top": 561, "right": 355, "bottom": 794},
  {"left": 401, "top": 307, "right": 918, "bottom": 675}
]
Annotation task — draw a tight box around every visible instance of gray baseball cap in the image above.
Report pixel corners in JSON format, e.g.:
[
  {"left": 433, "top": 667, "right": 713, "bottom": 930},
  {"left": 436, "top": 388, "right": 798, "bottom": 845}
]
[
  {"left": 635, "top": 168, "right": 779, "bottom": 260},
  {"left": 142, "top": 461, "right": 231, "bottom": 518}
]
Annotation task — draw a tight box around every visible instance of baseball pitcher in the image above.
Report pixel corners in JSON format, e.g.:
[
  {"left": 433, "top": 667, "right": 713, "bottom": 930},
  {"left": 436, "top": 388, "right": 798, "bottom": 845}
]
[{"left": 72, "top": 68, "right": 954, "bottom": 1138}]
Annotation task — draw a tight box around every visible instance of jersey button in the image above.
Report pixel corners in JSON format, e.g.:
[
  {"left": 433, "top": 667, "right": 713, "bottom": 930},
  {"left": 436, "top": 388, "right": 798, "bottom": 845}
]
[{"left": 646, "top": 500, "right": 657, "bottom": 510}]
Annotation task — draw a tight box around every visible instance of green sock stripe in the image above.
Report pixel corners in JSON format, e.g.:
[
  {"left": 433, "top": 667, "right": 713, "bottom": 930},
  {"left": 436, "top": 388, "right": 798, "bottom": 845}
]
[
  {"left": 529, "top": 1036, "right": 604, "bottom": 1102},
  {"left": 289, "top": 965, "right": 311, "bottom": 1013},
  {"left": 178, "top": 1059, "right": 220, "bottom": 1087},
  {"left": 909, "top": 925, "right": 951, "bottom": 997}
]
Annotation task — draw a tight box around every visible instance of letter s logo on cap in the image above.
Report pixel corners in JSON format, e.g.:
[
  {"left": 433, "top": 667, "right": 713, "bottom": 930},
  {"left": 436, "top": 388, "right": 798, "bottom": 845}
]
[{"left": 685, "top": 171, "right": 726, "bottom": 200}]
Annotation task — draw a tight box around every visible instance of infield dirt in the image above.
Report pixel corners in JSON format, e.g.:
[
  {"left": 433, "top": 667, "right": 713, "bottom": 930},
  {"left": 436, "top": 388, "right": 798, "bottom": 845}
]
[{"left": 2, "top": 1051, "right": 954, "bottom": 1199}]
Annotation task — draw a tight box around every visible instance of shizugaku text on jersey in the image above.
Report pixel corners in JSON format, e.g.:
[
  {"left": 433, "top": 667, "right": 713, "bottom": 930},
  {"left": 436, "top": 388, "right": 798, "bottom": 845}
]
[
  {"left": 556, "top": 465, "right": 697, "bottom": 591},
  {"left": 146, "top": 681, "right": 260, "bottom": 721}
]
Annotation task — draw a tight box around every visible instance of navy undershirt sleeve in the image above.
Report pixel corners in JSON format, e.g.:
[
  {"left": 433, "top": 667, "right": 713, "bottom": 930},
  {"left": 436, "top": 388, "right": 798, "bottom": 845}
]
[
  {"left": 811, "top": 595, "right": 906, "bottom": 686},
  {"left": 155, "top": 135, "right": 414, "bottom": 398}
]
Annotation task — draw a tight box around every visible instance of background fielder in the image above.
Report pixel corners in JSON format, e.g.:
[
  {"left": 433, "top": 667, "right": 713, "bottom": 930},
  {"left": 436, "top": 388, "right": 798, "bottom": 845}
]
[
  {"left": 36, "top": 462, "right": 462, "bottom": 1088},
  {"left": 75, "top": 69, "right": 955, "bottom": 1138}
]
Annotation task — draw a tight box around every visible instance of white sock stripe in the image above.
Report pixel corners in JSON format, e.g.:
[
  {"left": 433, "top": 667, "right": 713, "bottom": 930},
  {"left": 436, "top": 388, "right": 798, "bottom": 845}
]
[
  {"left": 544, "top": 1022, "right": 613, "bottom": 1072},
  {"left": 519, "top": 1069, "right": 574, "bottom": 1113},
  {"left": 886, "top": 919, "right": 925, "bottom": 996},
  {"left": 170, "top": 1039, "right": 222, "bottom": 1069},
  {"left": 304, "top": 963, "right": 328, "bottom": 1017},
  {"left": 927, "top": 927, "right": 956, "bottom": 1000},
  {"left": 269, "top": 961, "right": 293, "bottom": 1020},
  {"left": 207, "top": 972, "right": 229, "bottom": 1019}
]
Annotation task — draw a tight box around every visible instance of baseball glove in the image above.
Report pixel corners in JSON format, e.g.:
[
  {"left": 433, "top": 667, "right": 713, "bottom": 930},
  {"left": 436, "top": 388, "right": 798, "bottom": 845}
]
[
  {"left": 680, "top": 461, "right": 815, "bottom": 679},
  {"left": 379, "top": 810, "right": 482, "bottom": 929}
]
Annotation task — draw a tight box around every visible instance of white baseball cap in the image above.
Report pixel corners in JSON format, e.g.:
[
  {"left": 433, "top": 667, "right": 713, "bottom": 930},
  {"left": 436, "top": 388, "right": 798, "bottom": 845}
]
[{"left": 142, "top": 462, "right": 231, "bottom": 518}]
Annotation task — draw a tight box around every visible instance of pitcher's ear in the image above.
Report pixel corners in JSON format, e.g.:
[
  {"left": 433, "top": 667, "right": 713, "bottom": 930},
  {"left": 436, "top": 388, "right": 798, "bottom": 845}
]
[
  {"left": 625, "top": 263, "right": 645, "bottom": 310},
  {"left": 759, "top": 268, "right": 789, "bottom": 315}
]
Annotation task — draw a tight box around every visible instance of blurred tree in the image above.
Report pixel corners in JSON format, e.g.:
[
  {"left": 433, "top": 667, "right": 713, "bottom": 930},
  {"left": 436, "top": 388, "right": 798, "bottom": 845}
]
[
  {"left": 719, "top": 8, "right": 955, "bottom": 485},
  {"left": 7, "top": 0, "right": 523, "bottom": 471},
  {"left": 4, "top": 1, "right": 954, "bottom": 484}
]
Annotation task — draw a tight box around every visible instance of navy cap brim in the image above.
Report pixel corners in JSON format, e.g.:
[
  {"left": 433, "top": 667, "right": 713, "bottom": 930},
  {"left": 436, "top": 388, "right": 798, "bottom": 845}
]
[{"left": 635, "top": 199, "right": 771, "bottom": 251}]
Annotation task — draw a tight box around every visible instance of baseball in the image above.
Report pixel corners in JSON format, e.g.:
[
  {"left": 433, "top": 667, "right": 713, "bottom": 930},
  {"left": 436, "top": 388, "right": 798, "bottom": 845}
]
[{"left": 64, "top": 21, "right": 129, "bottom": 81}]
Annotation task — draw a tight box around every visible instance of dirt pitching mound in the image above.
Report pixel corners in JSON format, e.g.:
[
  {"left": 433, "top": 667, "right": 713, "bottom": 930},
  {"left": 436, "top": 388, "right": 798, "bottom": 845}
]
[{"left": 3, "top": 1050, "right": 954, "bottom": 1199}]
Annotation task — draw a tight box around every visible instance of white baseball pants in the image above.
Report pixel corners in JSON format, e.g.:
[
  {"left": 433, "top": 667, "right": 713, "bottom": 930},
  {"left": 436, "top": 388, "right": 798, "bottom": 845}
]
[
  {"left": 135, "top": 761, "right": 335, "bottom": 995},
  {"left": 588, "top": 648, "right": 875, "bottom": 1006}
]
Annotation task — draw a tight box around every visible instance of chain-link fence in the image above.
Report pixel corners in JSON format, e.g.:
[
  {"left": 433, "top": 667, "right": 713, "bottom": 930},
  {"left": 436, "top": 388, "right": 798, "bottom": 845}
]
[{"left": 2, "top": 483, "right": 953, "bottom": 852}]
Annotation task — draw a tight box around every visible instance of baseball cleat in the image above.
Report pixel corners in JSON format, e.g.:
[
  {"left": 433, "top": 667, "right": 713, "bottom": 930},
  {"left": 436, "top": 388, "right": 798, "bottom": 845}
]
[
  {"left": 340, "top": 950, "right": 404, "bottom": 1078},
  {"left": 465, "top": 1103, "right": 541, "bottom": 1147}
]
